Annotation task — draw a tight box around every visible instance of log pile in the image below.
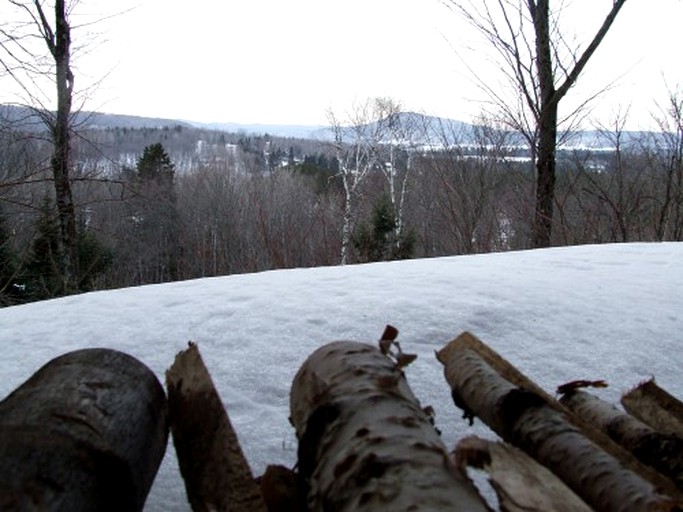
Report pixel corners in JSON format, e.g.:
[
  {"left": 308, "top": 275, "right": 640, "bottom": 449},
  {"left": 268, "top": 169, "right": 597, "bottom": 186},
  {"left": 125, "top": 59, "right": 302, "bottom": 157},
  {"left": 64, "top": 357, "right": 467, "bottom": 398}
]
[
  {"left": 438, "top": 332, "right": 683, "bottom": 511},
  {"left": 2, "top": 329, "right": 683, "bottom": 511}
]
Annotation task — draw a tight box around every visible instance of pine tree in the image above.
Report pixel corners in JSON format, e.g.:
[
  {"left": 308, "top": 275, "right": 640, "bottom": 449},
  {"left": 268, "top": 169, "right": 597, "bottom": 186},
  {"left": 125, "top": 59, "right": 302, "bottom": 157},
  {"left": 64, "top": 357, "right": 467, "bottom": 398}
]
[
  {"left": 130, "top": 143, "right": 180, "bottom": 283},
  {"left": 136, "top": 143, "right": 175, "bottom": 186},
  {"left": 353, "top": 193, "right": 415, "bottom": 263},
  {"left": 0, "top": 208, "right": 20, "bottom": 305},
  {"left": 25, "top": 198, "right": 63, "bottom": 300}
]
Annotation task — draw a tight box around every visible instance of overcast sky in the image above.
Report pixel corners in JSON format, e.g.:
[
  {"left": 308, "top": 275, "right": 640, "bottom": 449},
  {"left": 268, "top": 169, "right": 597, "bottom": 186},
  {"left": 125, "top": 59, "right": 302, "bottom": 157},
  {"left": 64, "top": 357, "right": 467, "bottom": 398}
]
[{"left": 3, "top": 0, "right": 683, "bottom": 129}]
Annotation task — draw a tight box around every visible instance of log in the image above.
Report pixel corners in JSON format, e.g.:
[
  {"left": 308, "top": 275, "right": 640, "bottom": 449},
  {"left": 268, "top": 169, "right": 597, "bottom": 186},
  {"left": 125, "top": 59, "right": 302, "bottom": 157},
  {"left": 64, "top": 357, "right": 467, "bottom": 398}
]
[
  {"left": 0, "top": 348, "right": 168, "bottom": 511},
  {"left": 437, "top": 333, "right": 682, "bottom": 511},
  {"left": 622, "top": 379, "right": 683, "bottom": 440},
  {"left": 290, "top": 340, "right": 489, "bottom": 511},
  {"left": 455, "top": 436, "right": 593, "bottom": 512},
  {"left": 561, "top": 390, "right": 683, "bottom": 490},
  {"left": 166, "top": 342, "right": 266, "bottom": 512}
]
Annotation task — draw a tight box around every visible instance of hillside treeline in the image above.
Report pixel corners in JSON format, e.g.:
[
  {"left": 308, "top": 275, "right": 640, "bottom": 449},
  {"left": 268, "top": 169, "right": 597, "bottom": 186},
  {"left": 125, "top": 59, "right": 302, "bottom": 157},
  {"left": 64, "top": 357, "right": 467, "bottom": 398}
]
[{"left": 1, "top": 112, "right": 682, "bottom": 306}]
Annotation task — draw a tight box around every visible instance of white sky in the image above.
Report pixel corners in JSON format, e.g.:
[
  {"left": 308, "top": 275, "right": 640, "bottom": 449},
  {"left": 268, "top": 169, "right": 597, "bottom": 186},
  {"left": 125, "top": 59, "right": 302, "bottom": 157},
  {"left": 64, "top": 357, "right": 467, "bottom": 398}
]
[
  {"left": 3, "top": 1, "right": 683, "bottom": 129},
  {"left": 1, "top": 242, "right": 682, "bottom": 510}
]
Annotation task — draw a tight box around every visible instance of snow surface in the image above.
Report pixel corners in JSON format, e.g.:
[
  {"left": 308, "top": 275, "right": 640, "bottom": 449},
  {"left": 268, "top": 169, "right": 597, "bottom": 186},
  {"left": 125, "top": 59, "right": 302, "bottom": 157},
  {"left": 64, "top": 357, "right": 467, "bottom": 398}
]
[{"left": 1, "top": 242, "right": 682, "bottom": 510}]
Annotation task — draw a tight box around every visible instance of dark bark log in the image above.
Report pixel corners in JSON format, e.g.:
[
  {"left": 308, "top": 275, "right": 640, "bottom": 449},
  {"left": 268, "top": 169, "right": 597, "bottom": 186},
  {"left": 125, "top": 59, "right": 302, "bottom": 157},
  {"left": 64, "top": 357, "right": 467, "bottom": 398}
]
[
  {"left": 437, "top": 332, "right": 682, "bottom": 511},
  {"left": 621, "top": 379, "right": 683, "bottom": 441},
  {"left": 290, "top": 340, "right": 489, "bottom": 511},
  {"left": 455, "top": 435, "right": 593, "bottom": 512},
  {"left": 166, "top": 342, "right": 266, "bottom": 512},
  {"left": 0, "top": 348, "right": 168, "bottom": 511},
  {"left": 561, "top": 390, "right": 683, "bottom": 490}
]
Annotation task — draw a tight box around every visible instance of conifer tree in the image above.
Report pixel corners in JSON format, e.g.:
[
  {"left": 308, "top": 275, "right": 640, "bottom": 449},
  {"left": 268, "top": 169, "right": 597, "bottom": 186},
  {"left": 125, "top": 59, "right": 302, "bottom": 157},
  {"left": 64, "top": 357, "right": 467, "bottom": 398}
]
[{"left": 0, "top": 208, "right": 20, "bottom": 305}]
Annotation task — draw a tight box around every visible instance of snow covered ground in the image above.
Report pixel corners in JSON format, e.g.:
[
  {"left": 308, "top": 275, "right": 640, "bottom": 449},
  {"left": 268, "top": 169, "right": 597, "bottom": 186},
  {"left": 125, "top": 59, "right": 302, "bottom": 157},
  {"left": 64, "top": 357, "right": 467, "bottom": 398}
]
[{"left": 1, "top": 242, "right": 681, "bottom": 510}]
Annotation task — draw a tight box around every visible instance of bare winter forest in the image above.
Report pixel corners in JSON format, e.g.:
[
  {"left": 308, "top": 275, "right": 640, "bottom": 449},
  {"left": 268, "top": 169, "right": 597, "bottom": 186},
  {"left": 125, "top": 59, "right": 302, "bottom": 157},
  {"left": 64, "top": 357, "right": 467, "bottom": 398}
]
[{"left": 1, "top": 0, "right": 682, "bottom": 306}]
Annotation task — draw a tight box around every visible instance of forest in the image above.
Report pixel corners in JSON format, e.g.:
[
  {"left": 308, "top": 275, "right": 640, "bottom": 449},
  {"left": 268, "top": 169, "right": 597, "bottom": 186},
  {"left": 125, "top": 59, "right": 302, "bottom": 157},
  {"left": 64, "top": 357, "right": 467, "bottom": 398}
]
[
  {"left": 1, "top": 100, "right": 682, "bottom": 306},
  {"left": 1, "top": 0, "right": 682, "bottom": 306}
]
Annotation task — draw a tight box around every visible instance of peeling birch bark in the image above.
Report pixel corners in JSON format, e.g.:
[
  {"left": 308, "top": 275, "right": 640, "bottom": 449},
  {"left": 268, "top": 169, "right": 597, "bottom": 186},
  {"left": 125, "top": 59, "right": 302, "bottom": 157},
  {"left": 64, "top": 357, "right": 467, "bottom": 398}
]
[
  {"left": 166, "top": 342, "right": 266, "bottom": 512},
  {"left": 437, "top": 333, "right": 682, "bottom": 511},
  {"left": 290, "top": 340, "right": 489, "bottom": 511},
  {"left": 622, "top": 379, "right": 683, "bottom": 440},
  {"left": 561, "top": 390, "right": 683, "bottom": 490},
  {"left": 0, "top": 348, "right": 168, "bottom": 511},
  {"left": 455, "top": 436, "right": 593, "bottom": 512}
]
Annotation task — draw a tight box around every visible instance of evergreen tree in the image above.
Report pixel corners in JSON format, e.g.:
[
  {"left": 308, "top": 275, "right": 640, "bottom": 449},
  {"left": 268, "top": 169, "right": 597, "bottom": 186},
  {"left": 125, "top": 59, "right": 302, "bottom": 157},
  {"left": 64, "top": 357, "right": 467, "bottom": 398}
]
[
  {"left": 77, "top": 227, "right": 114, "bottom": 292},
  {"left": 0, "top": 208, "right": 20, "bottom": 305},
  {"left": 353, "top": 193, "right": 415, "bottom": 263},
  {"left": 137, "top": 143, "right": 175, "bottom": 186},
  {"left": 25, "top": 198, "right": 63, "bottom": 300},
  {"left": 128, "top": 143, "right": 181, "bottom": 283}
]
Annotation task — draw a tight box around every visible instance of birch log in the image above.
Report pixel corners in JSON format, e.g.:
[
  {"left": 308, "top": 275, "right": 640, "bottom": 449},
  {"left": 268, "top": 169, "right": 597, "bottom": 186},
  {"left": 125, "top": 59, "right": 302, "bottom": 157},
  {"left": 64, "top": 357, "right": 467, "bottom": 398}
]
[
  {"left": 561, "top": 390, "right": 683, "bottom": 490},
  {"left": 455, "top": 436, "right": 593, "bottom": 512},
  {"left": 622, "top": 379, "right": 683, "bottom": 440},
  {"left": 166, "top": 342, "right": 266, "bottom": 512},
  {"left": 0, "top": 348, "right": 168, "bottom": 511},
  {"left": 437, "top": 334, "right": 682, "bottom": 511},
  {"left": 290, "top": 340, "right": 489, "bottom": 511}
]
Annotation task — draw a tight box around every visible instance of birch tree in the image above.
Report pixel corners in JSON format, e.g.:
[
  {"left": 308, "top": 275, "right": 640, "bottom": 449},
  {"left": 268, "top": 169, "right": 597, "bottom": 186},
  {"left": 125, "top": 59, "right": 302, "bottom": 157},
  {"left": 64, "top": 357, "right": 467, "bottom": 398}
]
[
  {"left": 446, "top": 0, "right": 629, "bottom": 247},
  {"left": 327, "top": 100, "right": 382, "bottom": 265}
]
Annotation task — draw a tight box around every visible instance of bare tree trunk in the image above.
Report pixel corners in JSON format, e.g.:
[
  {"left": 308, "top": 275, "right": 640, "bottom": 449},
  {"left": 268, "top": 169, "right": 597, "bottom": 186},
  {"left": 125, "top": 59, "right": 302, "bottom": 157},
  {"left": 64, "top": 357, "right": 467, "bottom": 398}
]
[
  {"left": 621, "top": 379, "right": 683, "bottom": 440},
  {"left": 533, "top": 105, "right": 558, "bottom": 248},
  {"left": 32, "top": 0, "right": 80, "bottom": 292},
  {"left": 437, "top": 333, "right": 681, "bottom": 511},
  {"left": 0, "top": 348, "right": 168, "bottom": 511},
  {"left": 340, "top": 171, "right": 353, "bottom": 265},
  {"left": 560, "top": 390, "right": 683, "bottom": 490},
  {"left": 290, "top": 340, "right": 488, "bottom": 511},
  {"left": 166, "top": 342, "right": 266, "bottom": 512}
]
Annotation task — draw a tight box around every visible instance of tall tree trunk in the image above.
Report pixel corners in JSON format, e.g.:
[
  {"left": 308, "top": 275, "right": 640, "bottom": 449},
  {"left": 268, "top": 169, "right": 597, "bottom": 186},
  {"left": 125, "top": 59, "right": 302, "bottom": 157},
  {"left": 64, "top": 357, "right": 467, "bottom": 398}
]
[
  {"left": 0, "top": 348, "right": 168, "bottom": 511},
  {"left": 437, "top": 333, "right": 681, "bottom": 511},
  {"left": 531, "top": 0, "right": 557, "bottom": 248},
  {"left": 340, "top": 174, "right": 353, "bottom": 265},
  {"left": 560, "top": 390, "right": 683, "bottom": 490},
  {"left": 290, "top": 340, "right": 488, "bottom": 511},
  {"left": 533, "top": 105, "right": 558, "bottom": 247},
  {"left": 36, "top": 0, "right": 79, "bottom": 292}
]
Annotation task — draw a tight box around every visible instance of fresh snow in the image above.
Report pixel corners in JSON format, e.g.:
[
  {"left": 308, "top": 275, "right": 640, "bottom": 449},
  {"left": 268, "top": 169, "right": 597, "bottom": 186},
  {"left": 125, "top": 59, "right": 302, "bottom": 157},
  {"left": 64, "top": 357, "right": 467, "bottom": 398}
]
[{"left": 1, "top": 242, "right": 681, "bottom": 510}]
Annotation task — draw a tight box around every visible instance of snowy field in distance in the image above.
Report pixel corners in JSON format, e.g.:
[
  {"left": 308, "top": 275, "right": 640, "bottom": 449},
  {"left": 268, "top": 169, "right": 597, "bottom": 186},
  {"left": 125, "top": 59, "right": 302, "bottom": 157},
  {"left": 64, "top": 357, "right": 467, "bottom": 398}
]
[{"left": 1, "top": 242, "right": 681, "bottom": 511}]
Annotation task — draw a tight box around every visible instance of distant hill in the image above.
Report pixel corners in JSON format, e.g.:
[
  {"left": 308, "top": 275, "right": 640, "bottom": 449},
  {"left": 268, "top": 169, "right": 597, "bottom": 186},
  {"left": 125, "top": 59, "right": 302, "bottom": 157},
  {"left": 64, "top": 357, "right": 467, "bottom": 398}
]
[
  {"left": 0, "top": 104, "right": 193, "bottom": 131},
  {"left": 0, "top": 103, "right": 668, "bottom": 150}
]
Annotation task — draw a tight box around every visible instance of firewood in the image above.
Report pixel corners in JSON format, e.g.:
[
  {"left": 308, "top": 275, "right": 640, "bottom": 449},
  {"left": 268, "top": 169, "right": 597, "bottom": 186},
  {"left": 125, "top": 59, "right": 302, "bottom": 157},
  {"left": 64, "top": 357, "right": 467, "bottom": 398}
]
[
  {"left": 166, "top": 342, "right": 266, "bottom": 512},
  {"left": 0, "top": 348, "right": 168, "bottom": 511},
  {"left": 290, "top": 340, "right": 489, "bottom": 511},
  {"left": 437, "top": 332, "right": 682, "bottom": 511}
]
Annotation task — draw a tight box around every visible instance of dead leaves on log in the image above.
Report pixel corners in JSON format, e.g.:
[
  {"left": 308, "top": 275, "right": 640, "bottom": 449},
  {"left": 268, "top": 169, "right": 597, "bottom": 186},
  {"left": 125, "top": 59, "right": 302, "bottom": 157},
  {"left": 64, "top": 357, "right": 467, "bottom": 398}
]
[{"left": 378, "top": 324, "right": 418, "bottom": 371}]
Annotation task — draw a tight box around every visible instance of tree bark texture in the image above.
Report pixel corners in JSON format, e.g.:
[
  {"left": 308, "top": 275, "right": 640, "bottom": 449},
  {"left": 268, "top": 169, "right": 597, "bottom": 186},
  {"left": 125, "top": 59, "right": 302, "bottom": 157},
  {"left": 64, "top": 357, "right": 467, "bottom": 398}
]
[
  {"left": 622, "top": 379, "right": 683, "bottom": 441},
  {"left": 529, "top": 0, "right": 628, "bottom": 247},
  {"left": 166, "top": 342, "right": 266, "bottom": 512},
  {"left": 437, "top": 333, "right": 681, "bottom": 511},
  {"left": 455, "top": 435, "right": 592, "bottom": 512},
  {"left": 561, "top": 390, "right": 683, "bottom": 490},
  {"left": 290, "top": 340, "right": 489, "bottom": 511},
  {"left": 38, "top": 0, "right": 79, "bottom": 292},
  {"left": 0, "top": 348, "right": 168, "bottom": 511}
]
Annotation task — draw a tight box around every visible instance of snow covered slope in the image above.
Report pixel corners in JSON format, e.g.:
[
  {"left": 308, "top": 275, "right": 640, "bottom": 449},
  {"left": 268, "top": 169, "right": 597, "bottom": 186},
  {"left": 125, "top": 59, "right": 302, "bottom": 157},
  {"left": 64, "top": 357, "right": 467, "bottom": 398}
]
[{"left": 1, "top": 242, "right": 681, "bottom": 511}]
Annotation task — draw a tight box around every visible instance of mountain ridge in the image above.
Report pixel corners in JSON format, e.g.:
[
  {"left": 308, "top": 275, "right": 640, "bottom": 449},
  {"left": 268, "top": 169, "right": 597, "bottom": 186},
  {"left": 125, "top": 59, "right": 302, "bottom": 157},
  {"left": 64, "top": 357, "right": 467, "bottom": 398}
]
[{"left": 0, "top": 103, "right": 668, "bottom": 148}]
